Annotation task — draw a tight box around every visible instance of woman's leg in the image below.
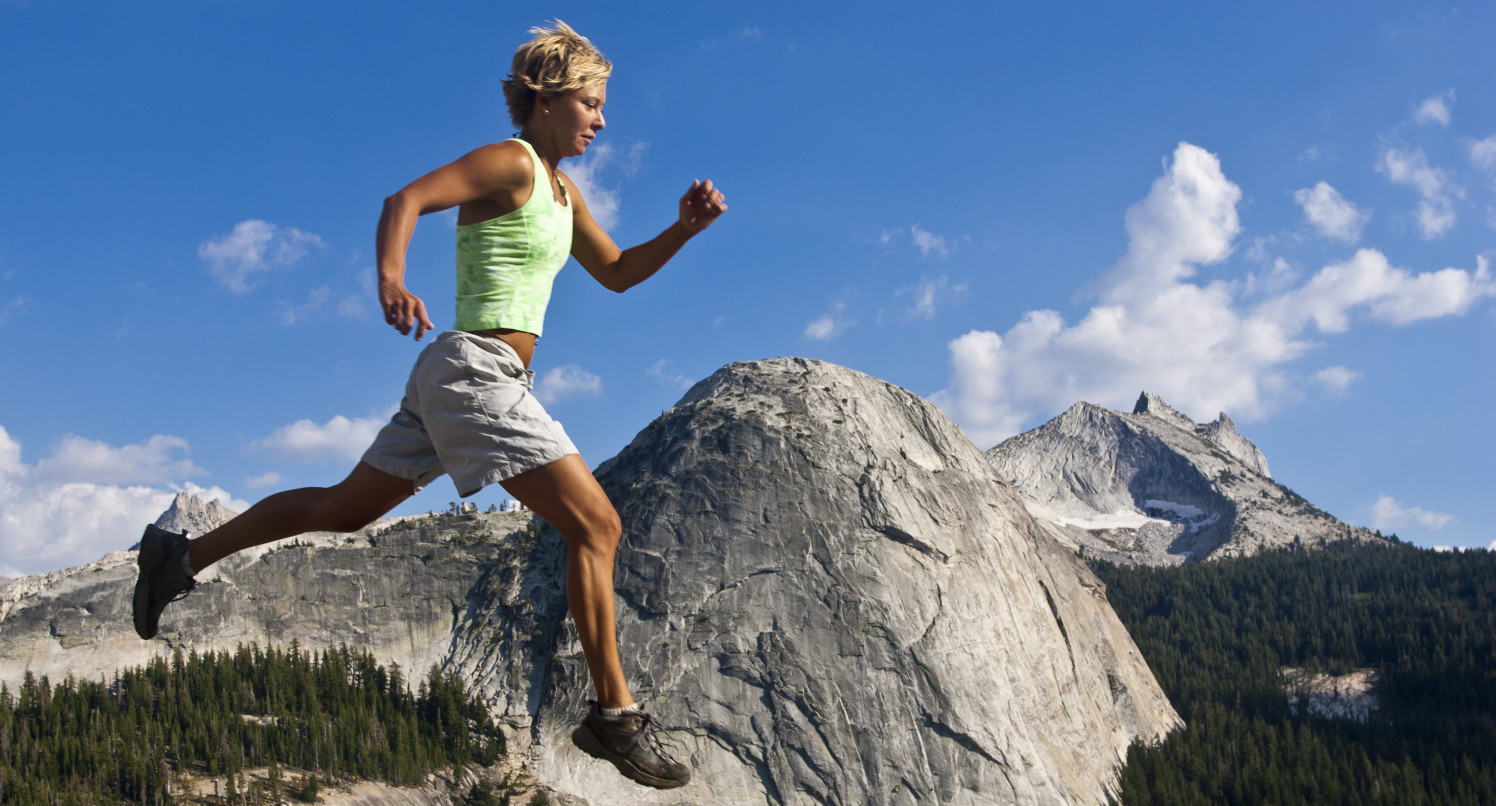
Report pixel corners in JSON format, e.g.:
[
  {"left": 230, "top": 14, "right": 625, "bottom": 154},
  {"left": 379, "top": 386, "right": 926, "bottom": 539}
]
[
  {"left": 188, "top": 461, "right": 415, "bottom": 573},
  {"left": 500, "top": 454, "right": 632, "bottom": 710}
]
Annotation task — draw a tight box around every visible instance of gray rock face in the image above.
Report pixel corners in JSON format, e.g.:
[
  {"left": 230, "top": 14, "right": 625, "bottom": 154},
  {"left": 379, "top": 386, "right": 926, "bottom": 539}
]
[
  {"left": 0, "top": 512, "right": 534, "bottom": 692},
  {"left": 990, "top": 394, "right": 1380, "bottom": 566},
  {"left": 476, "top": 358, "right": 1179, "bottom": 805}
]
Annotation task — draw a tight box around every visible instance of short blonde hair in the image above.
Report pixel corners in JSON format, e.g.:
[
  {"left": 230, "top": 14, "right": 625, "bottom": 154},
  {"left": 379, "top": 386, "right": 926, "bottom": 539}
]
[{"left": 502, "top": 20, "right": 612, "bottom": 127}]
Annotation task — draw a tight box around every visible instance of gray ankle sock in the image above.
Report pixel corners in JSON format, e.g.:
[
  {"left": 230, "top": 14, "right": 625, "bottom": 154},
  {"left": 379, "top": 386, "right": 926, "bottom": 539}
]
[
  {"left": 601, "top": 703, "right": 640, "bottom": 717},
  {"left": 179, "top": 551, "right": 197, "bottom": 579}
]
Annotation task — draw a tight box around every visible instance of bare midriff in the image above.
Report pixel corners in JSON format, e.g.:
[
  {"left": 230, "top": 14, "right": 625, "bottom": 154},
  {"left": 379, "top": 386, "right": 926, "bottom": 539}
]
[{"left": 471, "top": 328, "right": 538, "bottom": 368}]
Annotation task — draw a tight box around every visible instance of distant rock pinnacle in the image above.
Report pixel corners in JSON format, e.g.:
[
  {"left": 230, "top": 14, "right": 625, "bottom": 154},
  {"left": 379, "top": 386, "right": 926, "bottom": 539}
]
[
  {"left": 153, "top": 492, "right": 239, "bottom": 539},
  {"left": 993, "top": 392, "right": 1380, "bottom": 565}
]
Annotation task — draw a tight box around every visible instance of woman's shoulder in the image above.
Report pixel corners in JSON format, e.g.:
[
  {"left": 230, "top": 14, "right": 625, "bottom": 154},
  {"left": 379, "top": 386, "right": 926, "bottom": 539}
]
[{"left": 456, "top": 140, "right": 536, "bottom": 190}]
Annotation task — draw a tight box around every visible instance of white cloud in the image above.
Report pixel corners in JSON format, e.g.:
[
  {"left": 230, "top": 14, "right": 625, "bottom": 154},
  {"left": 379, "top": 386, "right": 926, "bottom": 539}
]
[
  {"left": 33, "top": 433, "right": 204, "bottom": 485},
  {"left": 804, "top": 302, "right": 853, "bottom": 340},
  {"left": 534, "top": 365, "right": 603, "bottom": 405},
  {"left": 646, "top": 359, "right": 695, "bottom": 390},
  {"left": 1086, "top": 142, "right": 1242, "bottom": 304},
  {"left": 1371, "top": 494, "right": 1453, "bottom": 533},
  {"left": 1377, "top": 147, "right": 1462, "bottom": 239},
  {"left": 563, "top": 141, "right": 648, "bottom": 232},
  {"left": 910, "top": 224, "right": 953, "bottom": 258},
  {"left": 245, "top": 472, "right": 282, "bottom": 488},
  {"left": 1413, "top": 92, "right": 1453, "bottom": 128},
  {"left": 200, "top": 220, "right": 324, "bottom": 294},
  {"left": 1261, "top": 251, "right": 1494, "bottom": 331},
  {"left": 903, "top": 275, "right": 969, "bottom": 320},
  {"left": 1313, "top": 366, "right": 1360, "bottom": 397},
  {"left": 878, "top": 225, "right": 960, "bottom": 258},
  {"left": 1471, "top": 135, "right": 1496, "bottom": 173},
  {"left": 931, "top": 143, "right": 1496, "bottom": 448},
  {"left": 1294, "top": 182, "right": 1370, "bottom": 243},
  {"left": 250, "top": 408, "right": 395, "bottom": 463},
  {"left": 0, "top": 425, "right": 245, "bottom": 577}
]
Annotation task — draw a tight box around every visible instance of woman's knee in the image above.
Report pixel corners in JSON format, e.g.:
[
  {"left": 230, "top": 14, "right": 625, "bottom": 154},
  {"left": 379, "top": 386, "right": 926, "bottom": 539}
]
[
  {"left": 315, "top": 463, "right": 412, "bottom": 533},
  {"left": 569, "top": 506, "right": 622, "bottom": 554}
]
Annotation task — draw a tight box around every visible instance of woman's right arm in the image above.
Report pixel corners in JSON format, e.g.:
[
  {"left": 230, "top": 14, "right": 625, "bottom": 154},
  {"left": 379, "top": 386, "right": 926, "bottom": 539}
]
[{"left": 376, "top": 142, "right": 531, "bottom": 340}]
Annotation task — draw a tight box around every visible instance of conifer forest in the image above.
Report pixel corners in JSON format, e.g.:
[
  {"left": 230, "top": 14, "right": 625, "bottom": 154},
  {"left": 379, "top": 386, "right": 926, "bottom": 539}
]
[
  {"left": 0, "top": 645, "right": 503, "bottom": 805},
  {"left": 1099, "top": 540, "right": 1496, "bottom": 804}
]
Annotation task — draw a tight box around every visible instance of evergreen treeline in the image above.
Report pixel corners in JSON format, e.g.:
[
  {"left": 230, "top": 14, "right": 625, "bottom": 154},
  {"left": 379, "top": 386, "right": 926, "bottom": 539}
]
[
  {"left": 1097, "top": 539, "right": 1496, "bottom": 804},
  {"left": 0, "top": 643, "right": 502, "bottom": 806}
]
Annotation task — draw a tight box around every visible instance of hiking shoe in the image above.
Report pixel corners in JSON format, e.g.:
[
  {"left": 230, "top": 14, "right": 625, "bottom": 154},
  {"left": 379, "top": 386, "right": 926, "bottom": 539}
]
[
  {"left": 132, "top": 524, "right": 196, "bottom": 640},
  {"left": 571, "top": 701, "right": 691, "bottom": 789}
]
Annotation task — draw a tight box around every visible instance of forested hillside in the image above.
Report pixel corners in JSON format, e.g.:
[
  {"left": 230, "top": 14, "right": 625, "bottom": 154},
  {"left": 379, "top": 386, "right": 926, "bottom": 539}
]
[
  {"left": 0, "top": 644, "right": 505, "bottom": 805},
  {"left": 1098, "top": 540, "right": 1496, "bottom": 804}
]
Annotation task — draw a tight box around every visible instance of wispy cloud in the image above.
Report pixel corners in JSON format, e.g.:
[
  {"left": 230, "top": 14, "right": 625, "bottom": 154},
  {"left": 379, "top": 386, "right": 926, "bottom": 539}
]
[
  {"left": 1413, "top": 91, "right": 1454, "bottom": 128},
  {"left": 1377, "top": 146, "right": 1462, "bottom": 239},
  {"left": 1371, "top": 494, "right": 1452, "bottom": 533},
  {"left": 1312, "top": 365, "right": 1360, "bottom": 397},
  {"left": 200, "top": 220, "right": 323, "bottom": 294},
  {"left": 879, "top": 224, "right": 959, "bottom": 258},
  {"left": 804, "top": 302, "right": 853, "bottom": 340},
  {"left": 534, "top": 365, "right": 602, "bottom": 405},
  {"left": 902, "top": 275, "right": 969, "bottom": 320},
  {"left": 0, "top": 296, "right": 26, "bottom": 326},
  {"left": 1471, "top": 135, "right": 1496, "bottom": 173},
  {"left": 910, "top": 224, "right": 953, "bottom": 258},
  {"left": 647, "top": 359, "right": 695, "bottom": 390},
  {"left": 564, "top": 141, "right": 649, "bottom": 232},
  {"left": 245, "top": 471, "right": 282, "bottom": 489},
  {"left": 932, "top": 142, "right": 1495, "bottom": 447},
  {"left": 1294, "top": 182, "right": 1370, "bottom": 243}
]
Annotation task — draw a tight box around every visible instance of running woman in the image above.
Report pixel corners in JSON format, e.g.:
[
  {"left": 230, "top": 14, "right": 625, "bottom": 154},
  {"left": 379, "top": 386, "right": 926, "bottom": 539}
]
[{"left": 131, "top": 21, "right": 724, "bottom": 790}]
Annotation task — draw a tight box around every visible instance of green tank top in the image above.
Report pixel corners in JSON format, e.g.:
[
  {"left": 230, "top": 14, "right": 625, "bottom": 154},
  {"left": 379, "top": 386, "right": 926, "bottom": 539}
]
[{"left": 454, "top": 138, "right": 573, "bottom": 336}]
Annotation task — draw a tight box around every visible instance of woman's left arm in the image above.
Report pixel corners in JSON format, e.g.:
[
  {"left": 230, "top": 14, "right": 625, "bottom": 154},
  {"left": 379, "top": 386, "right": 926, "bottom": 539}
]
[{"left": 567, "top": 177, "right": 727, "bottom": 293}]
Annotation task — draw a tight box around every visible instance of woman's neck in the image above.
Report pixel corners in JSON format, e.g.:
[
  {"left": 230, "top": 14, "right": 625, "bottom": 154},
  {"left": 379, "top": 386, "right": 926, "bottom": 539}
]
[{"left": 518, "top": 128, "right": 561, "bottom": 171}]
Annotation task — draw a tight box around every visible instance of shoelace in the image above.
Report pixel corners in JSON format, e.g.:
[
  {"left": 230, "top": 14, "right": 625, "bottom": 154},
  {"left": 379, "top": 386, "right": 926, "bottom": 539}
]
[{"left": 630, "top": 713, "right": 682, "bottom": 762}]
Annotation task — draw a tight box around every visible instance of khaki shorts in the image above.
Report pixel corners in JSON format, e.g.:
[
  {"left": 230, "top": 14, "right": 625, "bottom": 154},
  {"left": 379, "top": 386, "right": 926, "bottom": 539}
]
[{"left": 361, "top": 331, "right": 578, "bottom": 497}]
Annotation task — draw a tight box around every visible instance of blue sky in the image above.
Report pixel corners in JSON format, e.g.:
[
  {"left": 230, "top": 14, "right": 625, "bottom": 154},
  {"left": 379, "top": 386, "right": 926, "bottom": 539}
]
[{"left": 2, "top": 2, "right": 1493, "bottom": 576}]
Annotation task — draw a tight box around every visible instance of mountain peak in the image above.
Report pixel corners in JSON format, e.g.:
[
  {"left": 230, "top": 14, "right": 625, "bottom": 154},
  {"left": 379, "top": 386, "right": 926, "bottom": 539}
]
[
  {"left": 991, "top": 394, "right": 1377, "bottom": 565},
  {"left": 1132, "top": 391, "right": 1197, "bottom": 432},
  {"left": 153, "top": 492, "right": 238, "bottom": 539}
]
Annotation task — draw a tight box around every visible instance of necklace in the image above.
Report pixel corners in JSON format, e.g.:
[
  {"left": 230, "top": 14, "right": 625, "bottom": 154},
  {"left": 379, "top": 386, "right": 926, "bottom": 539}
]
[{"left": 521, "top": 136, "right": 567, "bottom": 204}]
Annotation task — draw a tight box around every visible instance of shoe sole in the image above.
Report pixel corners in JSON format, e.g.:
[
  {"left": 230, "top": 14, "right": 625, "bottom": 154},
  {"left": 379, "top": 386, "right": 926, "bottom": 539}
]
[
  {"left": 571, "top": 724, "right": 687, "bottom": 789},
  {"left": 132, "top": 529, "right": 169, "bottom": 640}
]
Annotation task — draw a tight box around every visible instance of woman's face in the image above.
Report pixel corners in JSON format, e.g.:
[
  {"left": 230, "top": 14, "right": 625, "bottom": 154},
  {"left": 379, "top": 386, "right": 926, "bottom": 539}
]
[{"left": 542, "top": 82, "right": 607, "bottom": 158}]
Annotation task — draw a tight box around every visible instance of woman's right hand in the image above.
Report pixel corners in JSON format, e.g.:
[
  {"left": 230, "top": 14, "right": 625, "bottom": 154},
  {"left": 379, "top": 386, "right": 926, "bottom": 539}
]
[{"left": 380, "top": 280, "right": 434, "bottom": 341}]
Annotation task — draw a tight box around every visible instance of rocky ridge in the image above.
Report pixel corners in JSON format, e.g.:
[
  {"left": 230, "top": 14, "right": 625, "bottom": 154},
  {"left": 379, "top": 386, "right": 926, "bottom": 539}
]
[
  {"left": 988, "top": 392, "right": 1381, "bottom": 566},
  {"left": 1, "top": 360, "right": 1184, "bottom": 804},
  {"left": 0, "top": 495, "right": 533, "bottom": 695}
]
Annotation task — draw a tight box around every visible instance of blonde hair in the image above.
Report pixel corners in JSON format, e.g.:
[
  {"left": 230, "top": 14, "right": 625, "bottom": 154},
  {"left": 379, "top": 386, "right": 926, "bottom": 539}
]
[{"left": 502, "top": 20, "right": 612, "bottom": 127}]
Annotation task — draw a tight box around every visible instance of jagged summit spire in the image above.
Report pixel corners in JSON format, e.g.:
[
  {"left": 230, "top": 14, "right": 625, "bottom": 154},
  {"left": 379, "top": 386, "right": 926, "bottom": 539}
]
[
  {"left": 153, "top": 492, "right": 238, "bottom": 539},
  {"left": 1132, "top": 391, "right": 1197, "bottom": 432}
]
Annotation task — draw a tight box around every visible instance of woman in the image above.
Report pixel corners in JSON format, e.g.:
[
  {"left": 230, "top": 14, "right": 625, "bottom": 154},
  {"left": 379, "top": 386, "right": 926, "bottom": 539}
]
[{"left": 132, "top": 21, "right": 723, "bottom": 790}]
